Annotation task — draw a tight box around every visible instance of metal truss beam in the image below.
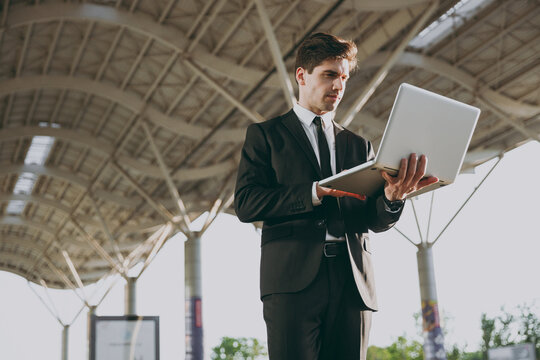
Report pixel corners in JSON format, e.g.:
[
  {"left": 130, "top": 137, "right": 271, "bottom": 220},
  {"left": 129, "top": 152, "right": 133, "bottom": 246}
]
[
  {"left": 213, "top": 2, "right": 254, "bottom": 54},
  {"left": 6, "top": 3, "right": 283, "bottom": 88},
  {"left": 69, "top": 217, "right": 125, "bottom": 275},
  {"left": 28, "top": 279, "right": 65, "bottom": 326},
  {"left": 0, "top": 193, "right": 69, "bottom": 215},
  {"left": 238, "top": 0, "right": 300, "bottom": 71},
  {"left": 141, "top": 120, "right": 192, "bottom": 232},
  {"left": 0, "top": 163, "right": 141, "bottom": 207},
  {"left": 340, "top": 0, "right": 438, "bottom": 127},
  {"left": 0, "top": 126, "right": 238, "bottom": 178},
  {"left": 0, "top": 251, "right": 49, "bottom": 277},
  {"left": 0, "top": 215, "right": 57, "bottom": 238},
  {"left": 0, "top": 235, "right": 50, "bottom": 254},
  {"left": 199, "top": 171, "right": 236, "bottom": 235},
  {"left": 0, "top": 175, "right": 210, "bottom": 230},
  {"left": 158, "top": 0, "right": 177, "bottom": 24},
  {"left": 313, "top": 0, "right": 431, "bottom": 11},
  {"left": 0, "top": 236, "right": 132, "bottom": 276},
  {"left": 432, "top": 155, "right": 503, "bottom": 245},
  {"left": 182, "top": 58, "right": 265, "bottom": 123},
  {"left": 187, "top": 0, "right": 227, "bottom": 53},
  {"left": 363, "top": 51, "right": 540, "bottom": 119},
  {"left": 0, "top": 216, "right": 111, "bottom": 253},
  {"left": 88, "top": 193, "right": 125, "bottom": 263},
  {"left": 1, "top": 0, "right": 9, "bottom": 27},
  {"left": 474, "top": 98, "right": 540, "bottom": 143},
  {"left": 354, "top": 3, "right": 429, "bottom": 62},
  {"left": 0, "top": 193, "right": 113, "bottom": 230},
  {"left": 122, "top": 222, "right": 172, "bottom": 270},
  {"left": 61, "top": 250, "right": 89, "bottom": 304},
  {"left": 0, "top": 75, "right": 246, "bottom": 142},
  {"left": 42, "top": 256, "right": 76, "bottom": 293},
  {"left": 254, "top": 0, "right": 296, "bottom": 108},
  {"left": 110, "top": 161, "right": 179, "bottom": 226},
  {"left": 132, "top": 222, "right": 173, "bottom": 278}
]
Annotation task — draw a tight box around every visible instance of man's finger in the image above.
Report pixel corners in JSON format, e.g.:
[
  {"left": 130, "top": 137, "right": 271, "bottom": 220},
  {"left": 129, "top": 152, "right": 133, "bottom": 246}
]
[
  {"left": 396, "top": 158, "right": 407, "bottom": 183},
  {"left": 411, "top": 155, "right": 428, "bottom": 185},
  {"left": 417, "top": 176, "right": 439, "bottom": 190},
  {"left": 381, "top": 170, "right": 395, "bottom": 184},
  {"left": 404, "top": 153, "right": 418, "bottom": 185}
]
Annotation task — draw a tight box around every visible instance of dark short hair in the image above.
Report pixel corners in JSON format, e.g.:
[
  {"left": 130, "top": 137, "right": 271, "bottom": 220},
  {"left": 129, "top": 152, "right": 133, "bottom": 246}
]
[{"left": 295, "top": 32, "right": 358, "bottom": 74}]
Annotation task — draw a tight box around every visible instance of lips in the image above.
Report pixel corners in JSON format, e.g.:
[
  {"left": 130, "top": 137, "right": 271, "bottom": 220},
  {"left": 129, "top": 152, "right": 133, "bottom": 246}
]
[{"left": 326, "top": 94, "right": 339, "bottom": 101}]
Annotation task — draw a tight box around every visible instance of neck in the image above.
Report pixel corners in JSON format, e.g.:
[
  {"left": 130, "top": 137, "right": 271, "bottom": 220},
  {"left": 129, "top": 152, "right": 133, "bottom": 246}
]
[{"left": 297, "top": 100, "right": 327, "bottom": 116}]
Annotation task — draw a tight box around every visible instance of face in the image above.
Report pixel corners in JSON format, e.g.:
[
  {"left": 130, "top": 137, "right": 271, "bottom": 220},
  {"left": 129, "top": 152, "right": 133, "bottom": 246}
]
[{"left": 296, "top": 58, "right": 350, "bottom": 115}]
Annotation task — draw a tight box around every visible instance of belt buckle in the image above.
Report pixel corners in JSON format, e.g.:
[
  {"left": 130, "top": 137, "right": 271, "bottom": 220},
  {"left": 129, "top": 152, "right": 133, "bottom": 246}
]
[{"left": 323, "top": 242, "right": 337, "bottom": 258}]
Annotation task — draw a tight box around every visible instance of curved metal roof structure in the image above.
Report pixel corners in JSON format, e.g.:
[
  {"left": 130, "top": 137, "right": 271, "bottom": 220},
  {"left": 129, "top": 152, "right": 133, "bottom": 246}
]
[{"left": 0, "top": 0, "right": 538, "bottom": 289}]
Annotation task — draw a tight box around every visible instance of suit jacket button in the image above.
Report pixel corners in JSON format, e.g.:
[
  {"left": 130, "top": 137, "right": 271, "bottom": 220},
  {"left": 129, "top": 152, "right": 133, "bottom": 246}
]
[{"left": 316, "top": 219, "right": 326, "bottom": 228}]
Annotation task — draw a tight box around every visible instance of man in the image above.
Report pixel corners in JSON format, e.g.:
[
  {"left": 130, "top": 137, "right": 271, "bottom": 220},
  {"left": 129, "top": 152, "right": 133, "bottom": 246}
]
[{"left": 234, "top": 33, "right": 438, "bottom": 359}]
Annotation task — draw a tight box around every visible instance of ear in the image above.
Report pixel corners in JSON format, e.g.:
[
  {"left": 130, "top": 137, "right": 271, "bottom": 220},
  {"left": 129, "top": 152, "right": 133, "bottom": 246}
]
[{"left": 296, "top": 67, "right": 306, "bottom": 86}]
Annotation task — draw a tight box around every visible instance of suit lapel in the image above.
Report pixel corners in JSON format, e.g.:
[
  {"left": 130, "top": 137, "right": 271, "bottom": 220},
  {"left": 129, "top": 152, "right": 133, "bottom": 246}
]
[
  {"left": 334, "top": 121, "right": 348, "bottom": 172},
  {"left": 281, "top": 110, "right": 322, "bottom": 178}
]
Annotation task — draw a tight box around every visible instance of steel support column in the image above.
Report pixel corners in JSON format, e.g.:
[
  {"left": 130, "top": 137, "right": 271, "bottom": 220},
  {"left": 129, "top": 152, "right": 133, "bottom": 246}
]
[
  {"left": 185, "top": 233, "right": 203, "bottom": 360},
  {"left": 125, "top": 277, "right": 137, "bottom": 315},
  {"left": 61, "top": 324, "right": 69, "bottom": 360},
  {"left": 87, "top": 306, "right": 97, "bottom": 360},
  {"left": 417, "top": 244, "right": 446, "bottom": 360}
]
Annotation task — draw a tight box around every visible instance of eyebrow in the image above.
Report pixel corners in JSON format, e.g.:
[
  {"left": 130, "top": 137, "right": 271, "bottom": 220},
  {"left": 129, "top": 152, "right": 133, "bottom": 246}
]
[{"left": 322, "top": 70, "right": 349, "bottom": 78}]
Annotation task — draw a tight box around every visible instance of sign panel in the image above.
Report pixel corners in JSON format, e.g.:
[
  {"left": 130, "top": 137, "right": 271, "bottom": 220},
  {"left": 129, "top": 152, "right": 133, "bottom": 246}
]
[
  {"left": 488, "top": 343, "right": 536, "bottom": 360},
  {"left": 90, "top": 315, "right": 160, "bottom": 360}
]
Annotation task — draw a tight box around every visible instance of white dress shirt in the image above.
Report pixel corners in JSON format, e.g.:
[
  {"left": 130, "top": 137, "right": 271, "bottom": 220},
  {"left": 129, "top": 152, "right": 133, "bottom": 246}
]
[
  {"left": 293, "top": 103, "right": 346, "bottom": 240},
  {"left": 293, "top": 103, "right": 337, "bottom": 206}
]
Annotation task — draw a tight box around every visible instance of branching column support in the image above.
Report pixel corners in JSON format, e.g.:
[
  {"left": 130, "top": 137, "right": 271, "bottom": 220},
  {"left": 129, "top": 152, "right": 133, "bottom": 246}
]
[
  {"left": 110, "top": 161, "right": 182, "bottom": 227},
  {"left": 185, "top": 232, "right": 203, "bottom": 360},
  {"left": 340, "top": 0, "right": 439, "bottom": 127},
  {"left": 70, "top": 217, "right": 125, "bottom": 276},
  {"left": 141, "top": 120, "right": 192, "bottom": 233},
  {"left": 393, "top": 155, "right": 503, "bottom": 359},
  {"left": 254, "top": 0, "right": 296, "bottom": 108},
  {"left": 88, "top": 192, "right": 124, "bottom": 263}
]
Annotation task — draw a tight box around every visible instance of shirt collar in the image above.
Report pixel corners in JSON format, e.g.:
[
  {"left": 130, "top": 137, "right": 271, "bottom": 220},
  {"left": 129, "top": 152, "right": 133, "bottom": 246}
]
[{"left": 293, "top": 102, "right": 334, "bottom": 130}]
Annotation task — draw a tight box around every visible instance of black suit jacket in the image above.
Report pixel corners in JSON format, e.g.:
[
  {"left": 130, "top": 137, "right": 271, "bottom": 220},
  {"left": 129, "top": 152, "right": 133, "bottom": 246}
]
[{"left": 234, "top": 109, "right": 403, "bottom": 311}]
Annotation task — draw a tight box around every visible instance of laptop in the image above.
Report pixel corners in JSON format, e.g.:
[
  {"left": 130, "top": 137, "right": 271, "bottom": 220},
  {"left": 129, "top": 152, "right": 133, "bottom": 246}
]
[{"left": 319, "top": 83, "right": 480, "bottom": 198}]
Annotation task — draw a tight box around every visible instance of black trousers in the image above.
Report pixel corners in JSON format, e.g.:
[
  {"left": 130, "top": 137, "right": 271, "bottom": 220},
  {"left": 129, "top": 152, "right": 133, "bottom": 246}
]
[{"left": 262, "top": 247, "right": 372, "bottom": 360}]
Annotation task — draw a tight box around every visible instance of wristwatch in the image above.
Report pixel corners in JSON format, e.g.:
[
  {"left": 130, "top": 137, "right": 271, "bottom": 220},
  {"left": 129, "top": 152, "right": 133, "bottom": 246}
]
[{"left": 383, "top": 194, "right": 404, "bottom": 212}]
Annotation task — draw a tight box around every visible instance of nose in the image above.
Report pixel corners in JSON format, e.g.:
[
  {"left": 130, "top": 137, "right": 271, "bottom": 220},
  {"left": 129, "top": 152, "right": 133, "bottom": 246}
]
[{"left": 333, "top": 78, "right": 345, "bottom": 91}]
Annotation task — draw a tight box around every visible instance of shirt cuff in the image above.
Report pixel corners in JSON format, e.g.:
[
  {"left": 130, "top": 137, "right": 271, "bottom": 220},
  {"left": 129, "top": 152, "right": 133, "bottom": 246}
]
[{"left": 312, "top": 182, "right": 322, "bottom": 206}]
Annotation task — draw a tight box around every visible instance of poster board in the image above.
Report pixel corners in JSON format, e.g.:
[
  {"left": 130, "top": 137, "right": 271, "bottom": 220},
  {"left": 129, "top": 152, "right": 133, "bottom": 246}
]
[
  {"left": 488, "top": 343, "right": 536, "bottom": 360},
  {"left": 90, "top": 315, "right": 160, "bottom": 360}
]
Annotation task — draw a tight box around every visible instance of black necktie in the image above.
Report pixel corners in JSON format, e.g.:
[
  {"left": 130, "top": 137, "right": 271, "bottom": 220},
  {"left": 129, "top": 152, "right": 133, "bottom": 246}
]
[
  {"left": 313, "top": 117, "right": 332, "bottom": 178},
  {"left": 313, "top": 116, "right": 345, "bottom": 238}
]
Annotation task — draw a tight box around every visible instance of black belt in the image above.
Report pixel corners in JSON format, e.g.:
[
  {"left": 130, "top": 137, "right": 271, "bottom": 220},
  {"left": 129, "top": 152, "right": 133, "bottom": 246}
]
[{"left": 323, "top": 241, "right": 347, "bottom": 258}]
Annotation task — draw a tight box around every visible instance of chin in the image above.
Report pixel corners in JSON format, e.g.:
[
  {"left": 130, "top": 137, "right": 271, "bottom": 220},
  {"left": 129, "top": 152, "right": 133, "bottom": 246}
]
[{"left": 324, "top": 103, "right": 338, "bottom": 111}]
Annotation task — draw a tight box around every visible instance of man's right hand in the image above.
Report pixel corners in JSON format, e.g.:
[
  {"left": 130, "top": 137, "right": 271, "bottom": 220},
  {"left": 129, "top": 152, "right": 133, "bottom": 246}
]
[{"left": 316, "top": 182, "right": 366, "bottom": 201}]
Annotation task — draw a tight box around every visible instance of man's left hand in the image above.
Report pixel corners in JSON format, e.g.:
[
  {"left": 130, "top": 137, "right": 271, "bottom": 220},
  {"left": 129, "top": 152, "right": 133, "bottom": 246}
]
[{"left": 381, "top": 153, "right": 439, "bottom": 201}]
